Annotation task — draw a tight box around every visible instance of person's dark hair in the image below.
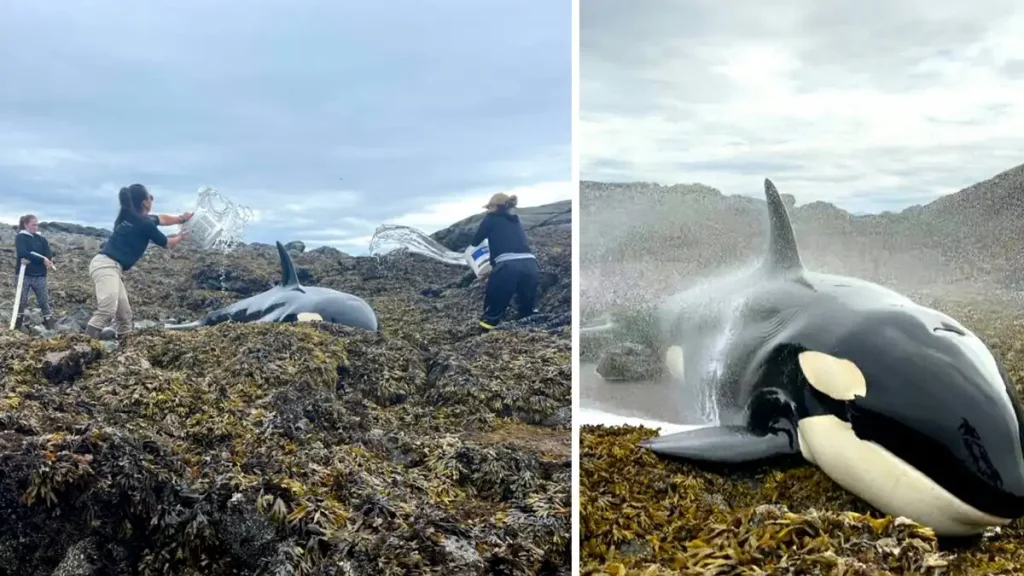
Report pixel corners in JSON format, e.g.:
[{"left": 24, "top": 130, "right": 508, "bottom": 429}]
[
  {"left": 17, "top": 214, "right": 37, "bottom": 231},
  {"left": 115, "top": 184, "right": 151, "bottom": 226}
]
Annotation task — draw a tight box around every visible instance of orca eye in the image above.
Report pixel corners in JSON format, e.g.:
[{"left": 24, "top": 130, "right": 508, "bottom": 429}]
[{"left": 934, "top": 322, "right": 966, "bottom": 336}]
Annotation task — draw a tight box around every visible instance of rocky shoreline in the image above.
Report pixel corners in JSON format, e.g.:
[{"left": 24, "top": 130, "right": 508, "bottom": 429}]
[{"left": 0, "top": 206, "right": 572, "bottom": 575}]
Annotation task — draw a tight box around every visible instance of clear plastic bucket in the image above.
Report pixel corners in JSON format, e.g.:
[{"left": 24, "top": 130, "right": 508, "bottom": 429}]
[{"left": 180, "top": 186, "right": 253, "bottom": 251}]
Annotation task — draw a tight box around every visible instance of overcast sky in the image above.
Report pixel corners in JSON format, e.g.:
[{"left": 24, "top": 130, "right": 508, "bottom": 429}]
[
  {"left": 0, "top": 0, "right": 570, "bottom": 252},
  {"left": 581, "top": 0, "right": 1024, "bottom": 214}
]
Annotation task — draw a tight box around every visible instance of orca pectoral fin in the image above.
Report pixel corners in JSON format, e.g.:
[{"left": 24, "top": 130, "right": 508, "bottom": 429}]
[
  {"left": 640, "top": 425, "right": 798, "bottom": 464},
  {"left": 164, "top": 321, "right": 200, "bottom": 330}
]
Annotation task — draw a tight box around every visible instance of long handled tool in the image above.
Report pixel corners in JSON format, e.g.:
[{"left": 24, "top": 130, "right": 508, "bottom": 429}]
[
  {"left": 30, "top": 251, "right": 55, "bottom": 271},
  {"left": 9, "top": 262, "right": 25, "bottom": 330}
]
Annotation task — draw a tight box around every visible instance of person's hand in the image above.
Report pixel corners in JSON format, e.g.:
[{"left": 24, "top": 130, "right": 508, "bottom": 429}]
[
  {"left": 43, "top": 258, "right": 53, "bottom": 269},
  {"left": 20, "top": 258, "right": 29, "bottom": 266},
  {"left": 180, "top": 212, "right": 194, "bottom": 224}
]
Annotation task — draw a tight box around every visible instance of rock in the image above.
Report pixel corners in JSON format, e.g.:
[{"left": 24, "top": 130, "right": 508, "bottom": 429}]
[
  {"left": 41, "top": 343, "right": 102, "bottom": 384},
  {"left": 57, "top": 306, "right": 92, "bottom": 334},
  {"left": 438, "top": 536, "right": 486, "bottom": 575},
  {"left": 595, "top": 342, "right": 659, "bottom": 382},
  {"left": 194, "top": 264, "right": 272, "bottom": 296},
  {"left": 51, "top": 539, "right": 98, "bottom": 576},
  {"left": 541, "top": 406, "right": 571, "bottom": 428},
  {"left": 24, "top": 307, "right": 44, "bottom": 326},
  {"left": 307, "top": 245, "right": 347, "bottom": 258},
  {"left": 37, "top": 222, "right": 110, "bottom": 239}
]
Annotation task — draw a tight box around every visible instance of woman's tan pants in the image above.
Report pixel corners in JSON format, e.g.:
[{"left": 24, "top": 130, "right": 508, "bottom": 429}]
[{"left": 87, "top": 254, "right": 133, "bottom": 335}]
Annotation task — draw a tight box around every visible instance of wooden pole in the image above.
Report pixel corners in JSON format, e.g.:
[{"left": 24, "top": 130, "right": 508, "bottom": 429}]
[{"left": 9, "top": 262, "right": 25, "bottom": 330}]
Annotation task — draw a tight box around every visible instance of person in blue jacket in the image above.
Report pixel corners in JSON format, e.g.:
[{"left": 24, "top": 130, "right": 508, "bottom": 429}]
[
  {"left": 13, "top": 213, "right": 56, "bottom": 330},
  {"left": 470, "top": 193, "right": 539, "bottom": 330}
]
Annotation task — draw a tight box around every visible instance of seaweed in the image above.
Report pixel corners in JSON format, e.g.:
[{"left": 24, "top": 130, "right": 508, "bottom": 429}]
[{"left": 0, "top": 222, "right": 571, "bottom": 575}]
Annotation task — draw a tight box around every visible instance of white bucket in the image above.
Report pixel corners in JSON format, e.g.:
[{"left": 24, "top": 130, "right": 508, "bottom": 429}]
[{"left": 465, "top": 240, "right": 492, "bottom": 278}]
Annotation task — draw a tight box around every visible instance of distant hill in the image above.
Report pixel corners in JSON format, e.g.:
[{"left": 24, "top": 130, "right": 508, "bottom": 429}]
[
  {"left": 430, "top": 200, "right": 572, "bottom": 251},
  {"left": 580, "top": 163, "right": 1024, "bottom": 314}
]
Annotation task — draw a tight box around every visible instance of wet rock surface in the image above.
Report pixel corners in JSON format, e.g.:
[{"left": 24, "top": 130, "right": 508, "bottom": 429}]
[
  {"left": 594, "top": 343, "right": 658, "bottom": 382},
  {"left": 0, "top": 210, "right": 571, "bottom": 575}
]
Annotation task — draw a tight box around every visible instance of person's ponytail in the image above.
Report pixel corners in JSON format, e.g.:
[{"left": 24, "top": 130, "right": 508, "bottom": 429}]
[
  {"left": 114, "top": 184, "right": 149, "bottom": 226},
  {"left": 115, "top": 186, "right": 133, "bottom": 226},
  {"left": 17, "top": 214, "right": 36, "bottom": 231},
  {"left": 506, "top": 194, "right": 518, "bottom": 209}
]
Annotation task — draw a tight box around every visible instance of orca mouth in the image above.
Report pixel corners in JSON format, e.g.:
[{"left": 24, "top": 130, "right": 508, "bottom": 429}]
[{"left": 846, "top": 402, "right": 1024, "bottom": 520}]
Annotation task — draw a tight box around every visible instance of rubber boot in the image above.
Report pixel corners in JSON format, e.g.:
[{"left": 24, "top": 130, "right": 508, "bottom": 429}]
[
  {"left": 84, "top": 325, "right": 102, "bottom": 339},
  {"left": 13, "top": 314, "right": 24, "bottom": 330},
  {"left": 43, "top": 316, "right": 57, "bottom": 331}
]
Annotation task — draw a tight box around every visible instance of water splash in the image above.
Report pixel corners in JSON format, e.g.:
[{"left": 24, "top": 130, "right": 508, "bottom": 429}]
[
  {"left": 368, "top": 224, "right": 469, "bottom": 266},
  {"left": 666, "top": 264, "right": 760, "bottom": 425},
  {"left": 179, "top": 186, "right": 254, "bottom": 253},
  {"left": 701, "top": 296, "right": 748, "bottom": 423}
]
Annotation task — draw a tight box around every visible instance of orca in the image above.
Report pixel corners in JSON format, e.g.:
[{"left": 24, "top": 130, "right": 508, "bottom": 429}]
[
  {"left": 593, "top": 178, "right": 1024, "bottom": 536},
  {"left": 166, "top": 241, "right": 378, "bottom": 332}
]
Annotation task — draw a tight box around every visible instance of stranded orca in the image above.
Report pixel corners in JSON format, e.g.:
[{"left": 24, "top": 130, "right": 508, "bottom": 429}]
[
  {"left": 166, "top": 241, "right": 378, "bottom": 332},
  {"left": 618, "top": 178, "right": 1024, "bottom": 536}
]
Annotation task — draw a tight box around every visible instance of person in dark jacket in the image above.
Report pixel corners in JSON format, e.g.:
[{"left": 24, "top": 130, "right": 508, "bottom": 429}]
[
  {"left": 85, "top": 184, "right": 192, "bottom": 341},
  {"left": 470, "top": 193, "right": 539, "bottom": 330},
  {"left": 13, "top": 214, "right": 56, "bottom": 330}
]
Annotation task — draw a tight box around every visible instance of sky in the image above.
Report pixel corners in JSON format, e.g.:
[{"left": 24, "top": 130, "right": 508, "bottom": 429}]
[
  {"left": 581, "top": 0, "right": 1024, "bottom": 214},
  {"left": 0, "top": 0, "right": 571, "bottom": 253}
]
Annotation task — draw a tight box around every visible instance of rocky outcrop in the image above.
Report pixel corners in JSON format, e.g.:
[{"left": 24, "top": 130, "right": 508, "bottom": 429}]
[
  {"left": 580, "top": 164, "right": 1024, "bottom": 316},
  {"left": 430, "top": 200, "right": 572, "bottom": 251}
]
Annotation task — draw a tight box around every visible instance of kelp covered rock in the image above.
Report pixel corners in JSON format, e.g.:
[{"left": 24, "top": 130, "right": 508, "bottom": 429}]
[
  {"left": 0, "top": 216, "right": 570, "bottom": 575},
  {"left": 1, "top": 324, "right": 569, "bottom": 575},
  {"left": 580, "top": 296, "right": 1024, "bottom": 575}
]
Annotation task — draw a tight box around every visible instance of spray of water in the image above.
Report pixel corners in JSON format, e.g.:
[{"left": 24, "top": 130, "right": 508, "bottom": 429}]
[
  {"left": 179, "top": 186, "right": 255, "bottom": 254},
  {"left": 700, "top": 296, "right": 749, "bottom": 423},
  {"left": 367, "top": 224, "right": 469, "bottom": 267},
  {"left": 177, "top": 186, "right": 255, "bottom": 292},
  {"left": 581, "top": 260, "right": 761, "bottom": 426},
  {"left": 659, "top": 262, "right": 760, "bottom": 424}
]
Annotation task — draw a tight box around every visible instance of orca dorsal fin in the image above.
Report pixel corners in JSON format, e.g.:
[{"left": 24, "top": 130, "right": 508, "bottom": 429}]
[
  {"left": 763, "top": 178, "right": 803, "bottom": 275},
  {"left": 275, "top": 241, "right": 301, "bottom": 288}
]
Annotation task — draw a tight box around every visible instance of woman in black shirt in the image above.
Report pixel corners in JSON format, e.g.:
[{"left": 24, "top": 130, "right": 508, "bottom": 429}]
[
  {"left": 13, "top": 214, "right": 56, "bottom": 330},
  {"left": 470, "top": 193, "right": 539, "bottom": 329},
  {"left": 84, "top": 184, "right": 192, "bottom": 340}
]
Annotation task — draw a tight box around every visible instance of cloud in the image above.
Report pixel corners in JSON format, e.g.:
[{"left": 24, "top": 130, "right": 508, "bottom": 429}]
[
  {"left": 291, "top": 180, "right": 572, "bottom": 253},
  {"left": 386, "top": 180, "right": 572, "bottom": 232},
  {"left": 581, "top": 0, "right": 1024, "bottom": 213},
  {"left": 0, "top": 0, "right": 570, "bottom": 253}
]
